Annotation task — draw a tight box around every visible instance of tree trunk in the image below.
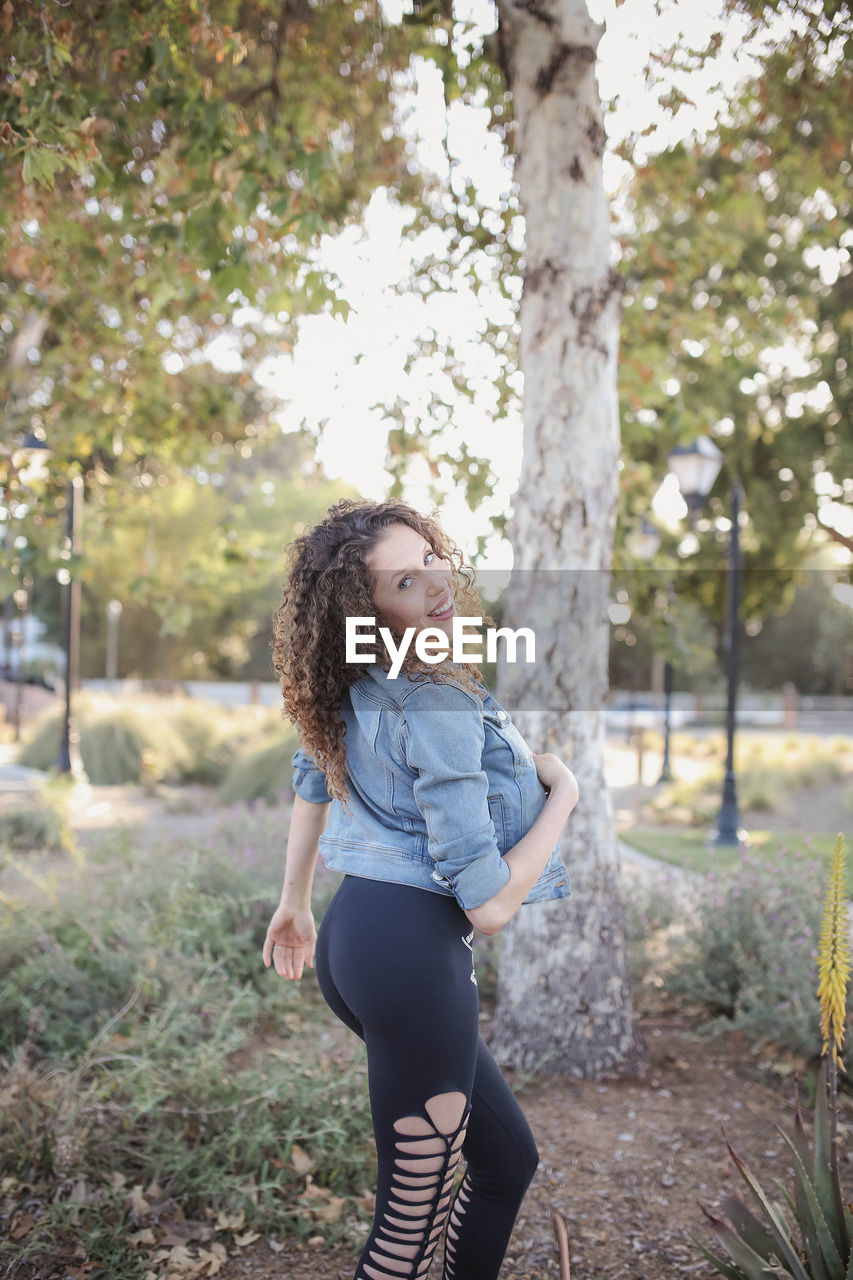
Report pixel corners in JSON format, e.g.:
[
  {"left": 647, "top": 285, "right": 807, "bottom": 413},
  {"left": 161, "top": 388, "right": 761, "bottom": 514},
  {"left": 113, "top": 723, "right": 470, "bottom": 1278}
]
[{"left": 490, "top": 0, "right": 648, "bottom": 1079}]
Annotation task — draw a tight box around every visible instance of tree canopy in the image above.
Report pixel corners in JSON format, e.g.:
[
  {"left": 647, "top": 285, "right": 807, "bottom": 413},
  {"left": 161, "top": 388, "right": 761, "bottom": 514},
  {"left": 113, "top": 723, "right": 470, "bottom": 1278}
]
[{"left": 1, "top": 0, "right": 425, "bottom": 486}]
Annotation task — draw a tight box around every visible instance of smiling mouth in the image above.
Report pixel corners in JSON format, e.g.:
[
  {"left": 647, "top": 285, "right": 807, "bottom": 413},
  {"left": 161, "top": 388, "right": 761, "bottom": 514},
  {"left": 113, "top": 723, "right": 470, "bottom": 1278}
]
[{"left": 427, "top": 594, "right": 454, "bottom": 618}]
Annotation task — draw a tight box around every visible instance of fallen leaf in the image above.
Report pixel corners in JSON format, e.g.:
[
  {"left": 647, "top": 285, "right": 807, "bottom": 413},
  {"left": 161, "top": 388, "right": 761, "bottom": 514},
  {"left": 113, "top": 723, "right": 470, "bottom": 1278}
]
[
  {"left": 153, "top": 1244, "right": 198, "bottom": 1274},
  {"left": 233, "top": 1230, "right": 260, "bottom": 1246},
  {"left": 215, "top": 1208, "right": 246, "bottom": 1231},
  {"left": 290, "top": 1142, "right": 314, "bottom": 1176},
  {"left": 128, "top": 1228, "right": 157, "bottom": 1247},
  {"left": 309, "top": 1196, "right": 347, "bottom": 1224},
  {"left": 128, "top": 1184, "right": 150, "bottom": 1217},
  {"left": 10, "top": 1213, "right": 36, "bottom": 1240},
  {"left": 197, "top": 1243, "right": 227, "bottom": 1276}
]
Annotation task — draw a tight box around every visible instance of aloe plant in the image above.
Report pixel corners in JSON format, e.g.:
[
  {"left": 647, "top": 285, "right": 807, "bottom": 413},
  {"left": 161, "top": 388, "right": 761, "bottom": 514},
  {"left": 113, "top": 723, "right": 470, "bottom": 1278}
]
[{"left": 692, "top": 833, "right": 853, "bottom": 1279}]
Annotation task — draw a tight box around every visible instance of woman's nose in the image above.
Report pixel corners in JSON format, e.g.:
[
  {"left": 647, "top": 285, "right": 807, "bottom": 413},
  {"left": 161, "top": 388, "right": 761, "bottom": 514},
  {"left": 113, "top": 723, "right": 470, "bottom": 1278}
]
[{"left": 427, "top": 572, "right": 451, "bottom": 599}]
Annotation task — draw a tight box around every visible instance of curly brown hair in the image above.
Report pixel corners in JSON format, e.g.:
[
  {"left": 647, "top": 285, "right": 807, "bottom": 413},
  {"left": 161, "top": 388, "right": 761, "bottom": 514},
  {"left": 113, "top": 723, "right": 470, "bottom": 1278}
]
[{"left": 271, "top": 498, "right": 493, "bottom": 807}]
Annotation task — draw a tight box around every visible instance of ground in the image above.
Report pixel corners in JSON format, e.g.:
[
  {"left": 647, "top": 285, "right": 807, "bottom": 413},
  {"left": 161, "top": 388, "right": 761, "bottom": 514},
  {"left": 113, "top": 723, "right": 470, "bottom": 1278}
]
[
  {"left": 205, "top": 1014, "right": 830, "bottom": 1280},
  {"left": 40, "top": 779, "right": 851, "bottom": 1280},
  {"left": 4, "top": 737, "right": 851, "bottom": 1280}
]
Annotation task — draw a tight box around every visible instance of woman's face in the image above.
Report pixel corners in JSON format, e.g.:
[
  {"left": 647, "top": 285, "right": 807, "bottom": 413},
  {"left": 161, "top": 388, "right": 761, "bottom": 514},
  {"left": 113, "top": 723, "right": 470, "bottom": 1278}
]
[{"left": 365, "top": 521, "right": 456, "bottom": 639}]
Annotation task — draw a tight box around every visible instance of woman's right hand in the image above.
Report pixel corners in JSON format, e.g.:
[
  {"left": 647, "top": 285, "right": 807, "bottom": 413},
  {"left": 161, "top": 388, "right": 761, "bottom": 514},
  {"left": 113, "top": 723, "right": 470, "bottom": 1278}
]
[
  {"left": 532, "top": 752, "right": 579, "bottom": 807},
  {"left": 262, "top": 902, "right": 317, "bottom": 981}
]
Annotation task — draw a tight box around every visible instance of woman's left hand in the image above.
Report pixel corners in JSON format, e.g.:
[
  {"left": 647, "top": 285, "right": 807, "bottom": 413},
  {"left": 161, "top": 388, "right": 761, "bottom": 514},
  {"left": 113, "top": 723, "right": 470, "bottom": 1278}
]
[{"left": 262, "top": 903, "right": 317, "bottom": 981}]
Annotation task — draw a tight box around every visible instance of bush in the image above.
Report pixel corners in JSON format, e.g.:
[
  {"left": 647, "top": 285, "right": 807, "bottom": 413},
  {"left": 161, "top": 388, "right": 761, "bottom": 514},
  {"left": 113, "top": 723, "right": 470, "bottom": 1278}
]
[
  {"left": 621, "top": 865, "right": 696, "bottom": 990},
  {"left": 217, "top": 734, "right": 299, "bottom": 805},
  {"left": 19, "top": 696, "right": 191, "bottom": 785},
  {"left": 0, "top": 806, "right": 372, "bottom": 1276},
  {"left": 0, "top": 792, "right": 73, "bottom": 856},
  {"left": 17, "top": 694, "right": 296, "bottom": 790},
  {"left": 664, "top": 844, "right": 838, "bottom": 1057},
  {"left": 645, "top": 733, "right": 852, "bottom": 827}
]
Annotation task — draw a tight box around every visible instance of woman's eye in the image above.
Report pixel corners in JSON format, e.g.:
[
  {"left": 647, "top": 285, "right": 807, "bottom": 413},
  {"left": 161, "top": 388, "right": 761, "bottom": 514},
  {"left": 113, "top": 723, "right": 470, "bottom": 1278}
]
[{"left": 397, "top": 549, "right": 434, "bottom": 591}]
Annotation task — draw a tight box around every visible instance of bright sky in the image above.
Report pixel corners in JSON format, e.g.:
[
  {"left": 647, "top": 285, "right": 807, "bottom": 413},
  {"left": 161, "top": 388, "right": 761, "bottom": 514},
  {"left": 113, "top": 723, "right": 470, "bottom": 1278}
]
[{"left": 217, "top": 0, "right": 850, "bottom": 568}]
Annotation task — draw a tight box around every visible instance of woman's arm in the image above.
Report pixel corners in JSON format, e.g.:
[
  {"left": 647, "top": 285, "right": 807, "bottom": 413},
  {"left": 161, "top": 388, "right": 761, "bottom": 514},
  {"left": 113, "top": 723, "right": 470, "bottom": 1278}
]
[
  {"left": 465, "top": 755, "right": 579, "bottom": 937},
  {"left": 278, "top": 793, "right": 330, "bottom": 909},
  {"left": 262, "top": 794, "right": 330, "bottom": 979}
]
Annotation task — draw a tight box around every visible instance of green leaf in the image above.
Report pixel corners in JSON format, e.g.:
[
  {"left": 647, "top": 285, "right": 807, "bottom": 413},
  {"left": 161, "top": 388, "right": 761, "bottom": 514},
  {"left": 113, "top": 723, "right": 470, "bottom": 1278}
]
[
  {"left": 148, "top": 281, "right": 178, "bottom": 319},
  {"left": 725, "top": 1140, "right": 811, "bottom": 1280},
  {"left": 774, "top": 1147, "right": 838, "bottom": 1280},
  {"left": 21, "top": 146, "right": 69, "bottom": 190},
  {"left": 845, "top": 1239, "right": 853, "bottom": 1280},
  {"left": 721, "top": 1194, "right": 784, "bottom": 1265},
  {"left": 814, "top": 1060, "right": 842, "bottom": 1254},
  {"left": 689, "top": 1231, "right": 750, "bottom": 1280},
  {"left": 698, "top": 1202, "right": 794, "bottom": 1279},
  {"left": 234, "top": 175, "right": 261, "bottom": 220}
]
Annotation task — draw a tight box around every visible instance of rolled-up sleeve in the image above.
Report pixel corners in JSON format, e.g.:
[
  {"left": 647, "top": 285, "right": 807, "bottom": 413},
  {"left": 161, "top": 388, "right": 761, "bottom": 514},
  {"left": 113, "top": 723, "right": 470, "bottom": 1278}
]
[
  {"left": 401, "top": 682, "right": 511, "bottom": 911},
  {"left": 291, "top": 745, "right": 332, "bottom": 804}
]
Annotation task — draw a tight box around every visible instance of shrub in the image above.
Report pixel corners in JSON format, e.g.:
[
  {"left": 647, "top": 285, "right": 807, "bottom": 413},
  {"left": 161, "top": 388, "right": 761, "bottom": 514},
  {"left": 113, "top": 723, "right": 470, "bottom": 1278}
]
[
  {"left": 19, "top": 697, "right": 191, "bottom": 785},
  {"left": 665, "top": 844, "right": 839, "bottom": 1057},
  {"left": 0, "top": 793, "right": 73, "bottom": 856},
  {"left": 621, "top": 865, "right": 697, "bottom": 990},
  {"left": 644, "top": 733, "right": 853, "bottom": 828},
  {"left": 217, "top": 734, "right": 299, "bottom": 806},
  {"left": 0, "top": 806, "right": 373, "bottom": 1275},
  {"left": 17, "top": 693, "right": 296, "bottom": 790}
]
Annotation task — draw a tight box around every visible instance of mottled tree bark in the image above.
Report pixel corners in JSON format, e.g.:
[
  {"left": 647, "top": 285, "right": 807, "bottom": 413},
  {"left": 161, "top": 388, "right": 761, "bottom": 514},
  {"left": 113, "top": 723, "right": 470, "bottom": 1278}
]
[{"left": 490, "top": 0, "right": 648, "bottom": 1079}]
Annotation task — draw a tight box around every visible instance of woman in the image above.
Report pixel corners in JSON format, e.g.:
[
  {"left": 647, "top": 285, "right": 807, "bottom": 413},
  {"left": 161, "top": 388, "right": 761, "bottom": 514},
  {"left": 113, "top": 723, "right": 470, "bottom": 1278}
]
[{"left": 263, "top": 498, "right": 579, "bottom": 1280}]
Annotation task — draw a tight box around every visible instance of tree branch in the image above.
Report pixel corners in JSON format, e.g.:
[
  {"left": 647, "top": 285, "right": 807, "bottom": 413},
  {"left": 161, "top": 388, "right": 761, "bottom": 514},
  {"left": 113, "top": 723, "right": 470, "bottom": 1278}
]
[{"left": 817, "top": 516, "right": 853, "bottom": 555}]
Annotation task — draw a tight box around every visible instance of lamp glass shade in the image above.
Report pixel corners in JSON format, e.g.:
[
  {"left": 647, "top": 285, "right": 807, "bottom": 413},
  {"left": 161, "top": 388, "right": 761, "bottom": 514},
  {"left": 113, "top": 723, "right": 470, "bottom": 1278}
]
[
  {"left": 11, "top": 430, "right": 52, "bottom": 482},
  {"left": 18, "top": 430, "right": 51, "bottom": 453},
  {"left": 666, "top": 437, "right": 724, "bottom": 502}
]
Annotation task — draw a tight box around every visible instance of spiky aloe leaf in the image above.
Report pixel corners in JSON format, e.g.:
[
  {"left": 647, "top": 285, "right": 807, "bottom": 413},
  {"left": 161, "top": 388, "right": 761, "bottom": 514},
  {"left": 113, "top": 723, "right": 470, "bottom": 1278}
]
[
  {"left": 776, "top": 1181, "right": 833, "bottom": 1280},
  {"left": 774, "top": 1143, "right": 842, "bottom": 1280},
  {"left": 690, "top": 1228, "right": 753, "bottom": 1280},
  {"left": 698, "top": 1202, "right": 795, "bottom": 1278},
  {"left": 724, "top": 1140, "right": 811, "bottom": 1280},
  {"left": 814, "top": 1058, "right": 846, "bottom": 1259},
  {"left": 778, "top": 1172, "right": 829, "bottom": 1280},
  {"left": 790, "top": 1086, "right": 814, "bottom": 1173},
  {"left": 722, "top": 1192, "right": 789, "bottom": 1265}
]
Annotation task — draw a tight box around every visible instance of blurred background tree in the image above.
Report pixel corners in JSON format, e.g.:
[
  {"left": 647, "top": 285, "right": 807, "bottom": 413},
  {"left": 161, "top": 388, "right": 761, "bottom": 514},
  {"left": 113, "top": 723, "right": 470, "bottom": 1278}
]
[{"left": 614, "top": 0, "right": 851, "bottom": 648}]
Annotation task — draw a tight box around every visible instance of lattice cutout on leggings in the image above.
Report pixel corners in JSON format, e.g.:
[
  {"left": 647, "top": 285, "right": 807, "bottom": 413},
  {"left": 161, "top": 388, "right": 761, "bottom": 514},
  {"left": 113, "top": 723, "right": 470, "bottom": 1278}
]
[
  {"left": 442, "top": 1169, "right": 471, "bottom": 1280},
  {"left": 361, "top": 1090, "right": 469, "bottom": 1280}
]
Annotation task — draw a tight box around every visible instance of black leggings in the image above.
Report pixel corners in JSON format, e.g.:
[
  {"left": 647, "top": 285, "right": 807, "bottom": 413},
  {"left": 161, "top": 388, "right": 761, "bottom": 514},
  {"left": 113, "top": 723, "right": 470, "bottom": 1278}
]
[{"left": 315, "top": 875, "right": 539, "bottom": 1280}]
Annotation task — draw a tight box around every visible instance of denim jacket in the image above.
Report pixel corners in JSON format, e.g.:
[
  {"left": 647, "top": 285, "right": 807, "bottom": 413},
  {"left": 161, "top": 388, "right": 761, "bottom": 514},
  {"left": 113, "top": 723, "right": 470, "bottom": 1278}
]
[{"left": 290, "top": 662, "right": 571, "bottom": 912}]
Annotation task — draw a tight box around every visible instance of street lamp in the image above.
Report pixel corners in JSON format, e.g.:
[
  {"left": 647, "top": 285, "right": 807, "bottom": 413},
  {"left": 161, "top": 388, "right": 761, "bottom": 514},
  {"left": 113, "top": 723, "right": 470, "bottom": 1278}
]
[
  {"left": 10, "top": 431, "right": 87, "bottom": 781},
  {"left": 666, "top": 437, "right": 744, "bottom": 848},
  {"left": 625, "top": 517, "right": 675, "bottom": 785},
  {"left": 106, "top": 599, "right": 122, "bottom": 681}
]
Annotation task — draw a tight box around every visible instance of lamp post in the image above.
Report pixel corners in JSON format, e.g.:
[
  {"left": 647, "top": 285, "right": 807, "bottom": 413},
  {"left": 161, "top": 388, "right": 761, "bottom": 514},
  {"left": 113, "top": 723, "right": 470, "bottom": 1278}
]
[
  {"left": 658, "top": 658, "right": 674, "bottom": 785},
  {"left": 625, "top": 516, "right": 675, "bottom": 786},
  {"left": 667, "top": 438, "right": 744, "bottom": 849},
  {"left": 11, "top": 431, "right": 86, "bottom": 781},
  {"left": 106, "top": 599, "right": 122, "bottom": 681}
]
